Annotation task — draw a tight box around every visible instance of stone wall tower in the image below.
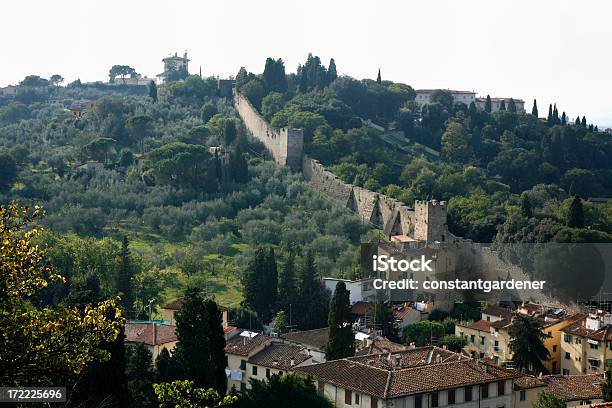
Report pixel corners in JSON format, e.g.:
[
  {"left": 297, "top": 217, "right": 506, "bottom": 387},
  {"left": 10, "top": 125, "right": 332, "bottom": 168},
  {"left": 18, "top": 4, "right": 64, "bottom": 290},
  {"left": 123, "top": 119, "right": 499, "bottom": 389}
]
[{"left": 413, "top": 200, "right": 448, "bottom": 242}]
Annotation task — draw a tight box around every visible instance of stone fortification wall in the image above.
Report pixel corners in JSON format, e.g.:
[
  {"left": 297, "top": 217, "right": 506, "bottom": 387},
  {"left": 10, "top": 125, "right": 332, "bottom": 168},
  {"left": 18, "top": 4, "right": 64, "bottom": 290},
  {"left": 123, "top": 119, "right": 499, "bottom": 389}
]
[{"left": 233, "top": 90, "right": 303, "bottom": 171}]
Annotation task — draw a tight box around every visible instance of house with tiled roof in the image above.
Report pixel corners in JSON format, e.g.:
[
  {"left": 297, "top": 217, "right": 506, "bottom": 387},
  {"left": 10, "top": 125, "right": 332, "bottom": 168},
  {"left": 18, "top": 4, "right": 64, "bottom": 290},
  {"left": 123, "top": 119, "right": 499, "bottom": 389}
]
[
  {"left": 295, "top": 346, "right": 520, "bottom": 408},
  {"left": 543, "top": 374, "right": 603, "bottom": 407},
  {"left": 224, "top": 330, "right": 312, "bottom": 394},
  {"left": 456, "top": 303, "right": 579, "bottom": 373},
  {"left": 125, "top": 322, "right": 178, "bottom": 361},
  {"left": 456, "top": 317, "right": 513, "bottom": 366},
  {"left": 355, "top": 336, "right": 407, "bottom": 356},
  {"left": 561, "top": 312, "right": 612, "bottom": 375},
  {"left": 281, "top": 327, "right": 329, "bottom": 363}
]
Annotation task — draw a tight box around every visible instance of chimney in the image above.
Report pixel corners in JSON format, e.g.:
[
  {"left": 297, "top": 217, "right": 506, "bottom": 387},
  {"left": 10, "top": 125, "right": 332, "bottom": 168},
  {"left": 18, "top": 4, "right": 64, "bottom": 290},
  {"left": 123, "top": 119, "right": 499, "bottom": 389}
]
[
  {"left": 409, "top": 342, "right": 416, "bottom": 349},
  {"left": 393, "top": 355, "right": 401, "bottom": 368},
  {"left": 442, "top": 345, "right": 448, "bottom": 350},
  {"left": 290, "top": 358, "right": 295, "bottom": 367}
]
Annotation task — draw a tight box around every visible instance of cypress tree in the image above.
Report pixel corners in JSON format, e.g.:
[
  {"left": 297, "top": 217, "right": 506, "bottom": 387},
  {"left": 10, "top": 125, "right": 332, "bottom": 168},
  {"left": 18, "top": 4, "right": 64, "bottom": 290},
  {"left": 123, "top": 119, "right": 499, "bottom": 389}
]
[
  {"left": 484, "top": 95, "right": 492, "bottom": 113},
  {"left": 264, "top": 248, "right": 279, "bottom": 321},
  {"left": 295, "top": 251, "right": 329, "bottom": 330},
  {"left": 582, "top": 116, "right": 587, "bottom": 127},
  {"left": 376, "top": 69, "right": 382, "bottom": 84},
  {"left": 204, "top": 298, "right": 228, "bottom": 393},
  {"left": 147, "top": 80, "right": 158, "bottom": 103},
  {"left": 575, "top": 117, "right": 581, "bottom": 126},
  {"left": 116, "top": 236, "right": 133, "bottom": 315},
  {"left": 547, "top": 104, "right": 553, "bottom": 124},
  {"left": 242, "top": 247, "right": 269, "bottom": 321},
  {"left": 278, "top": 251, "right": 298, "bottom": 319},
  {"left": 499, "top": 99, "right": 506, "bottom": 111},
  {"left": 568, "top": 195, "right": 584, "bottom": 228},
  {"left": 228, "top": 145, "right": 249, "bottom": 183},
  {"left": 561, "top": 112, "right": 567, "bottom": 125},
  {"left": 532, "top": 99, "right": 538, "bottom": 117},
  {"left": 155, "top": 348, "right": 176, "bottom": 383},
  {"left": 125, "top": 343, "right": 156, "bottom": 407},
  {"left": 174, "top": 288, "right": 227, "bottom": 393},
  {"left": 375, "top": 300, "right": 399, "bottom": 342},
  {"left": 595, "top": 126, "right": 599, "bottom": 132},
  {"left": 521, "top": 194, "right": 533, "bottom": 218},
  {"left": 327, "top": 58, "right": 338, "bottom": 84},
  {"left": 508, "top": 98, "right": 517, "bottom": 113},
  {"left": 468, "top": 101, "right": 477, "bottom": 115},
  {"left": 553, "top": 104, "right": 559, "bottom": 123},
  {"left": 325, "top": 282, "right": 355, "bottom": 360}
]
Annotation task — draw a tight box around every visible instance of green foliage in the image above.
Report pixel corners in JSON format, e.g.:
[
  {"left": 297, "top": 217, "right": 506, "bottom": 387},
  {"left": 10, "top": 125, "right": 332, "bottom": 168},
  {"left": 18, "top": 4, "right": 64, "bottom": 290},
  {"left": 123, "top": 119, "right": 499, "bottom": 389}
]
[
  {"left": 201, "top": 103, "right": 218, "bottom": 123},
  {"left": 240, "top": 374, "right": 333, "bottom": 408},
  {"left": 508, "top": 315, "right": 550, "bottom": 374},
  {"left": 440, "top": 335, "right": 467, "bottom": 352},
  {"left": 154, "top": 380, "right": 237, "bottom": 408},
  {"left": 116, "top": 236, "right": 134, "bottom": 313},
  {"left": 148, "top": 80, "right": 158, "bottom": 102},
  {"left": 272, "top": 310, "right": 288, "bottom": 334},
  {"left": 0, "top": 203, "right": 124, "bottom": 389},
  {"left": 532, "top": 392, "right": 565, "bottom": 408},
  {"left": 126, "top": 343, "right": 157, "bottom": 407},
  {"left": 0, "top": 151, "right": 18, "bottom": 190},
  {"left": 261, "top": 92, "right": 285, "bottom": 121},
  {"left": 602, "top": 367, "right": 612, "bottom": 402},
  {"left": 242, "top": 247, "right": 278, "bottom": 323},
  {"left": 173, "top": 288, "right": 227, "bottom": 392},
  {"left": 441, "top": 122, "right": 473, "bottom": 164},
  {"left": 263, "top": 57, "right": 288, "bottom": 94},
  {"left": 567, "top": 195, "right": 584, "bottom": 228},
  {"left": 375, "top": 300, "right": 400, "bottom": 342},
  {"left": 326, "top": 281, "right": 355, "bottom": 360},
  {"left": 109, "top": 65, "right": 137, "bottom": 83},
  {"left": 146, "top": 142, "right": 217, "bottom": 190},
  {"left": 294, "top": 251, "right": 330, "bottom": 330},
  {"left": 240, "top": 79, "right": 266, "bottom": 109},
  {"left": 402, "top": 320, "right": 445, "bottom": 346}
]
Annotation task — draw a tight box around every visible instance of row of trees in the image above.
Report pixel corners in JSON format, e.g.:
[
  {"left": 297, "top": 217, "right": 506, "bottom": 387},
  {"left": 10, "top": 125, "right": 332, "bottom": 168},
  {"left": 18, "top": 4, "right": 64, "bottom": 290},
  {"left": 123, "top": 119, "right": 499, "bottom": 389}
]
[{"left": 242, "top": 247, "right": 330, "bottom": 330}]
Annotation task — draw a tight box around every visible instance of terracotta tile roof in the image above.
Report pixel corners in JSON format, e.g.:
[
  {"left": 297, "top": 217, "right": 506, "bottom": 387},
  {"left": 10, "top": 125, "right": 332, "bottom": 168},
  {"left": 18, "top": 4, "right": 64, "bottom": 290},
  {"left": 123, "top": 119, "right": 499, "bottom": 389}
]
[
  {"left": 393, "top": 303, "right": 418, "bottom": 321},
  {"left": 125, "top": 322, "right": 177, "bottom": 346},
  {"left": 224, "top": 326, "right": 237, "bottom": 335},
  {"left": 281, "top": 327, "right": 329, "bottom": 350},
  {"left": 491, "top": 318, "right": 513, "bottom": 329},
  {"left": 355, "top": 337, "right": 407, "bottom": 356},
  {"left": 514, "top": 375, "right": 547, "bottom": 390},
  {"left": 248, "top": 342, "right": 311, "bottom": 370},
  {"left": 352, "top": 301, "right": 374, "bottom": 316},
  {"left": 295, "top": 347, "right": 519, "bottom": 399},
  {"left": 543, "top": 374, "right": 603, "bottom": 402},
  {"left": 459, "top": 320, "right": 492, "bottom": 332},
  {"left": 561, "top": 317, "right": 612, "bottom": 342},
  {"left": 483, "top": 306, "right": 513, "bottom": 320},
  {"left": 224, "top": 333, "right": 272, "bottom": 356}
]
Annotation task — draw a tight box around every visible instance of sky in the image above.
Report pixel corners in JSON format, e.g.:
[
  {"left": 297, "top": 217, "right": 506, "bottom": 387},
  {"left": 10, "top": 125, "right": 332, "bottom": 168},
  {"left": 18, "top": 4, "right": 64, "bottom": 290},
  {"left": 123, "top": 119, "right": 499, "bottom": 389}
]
[{"left": 2, "top": 0, "right": 611, "bottom": 126}]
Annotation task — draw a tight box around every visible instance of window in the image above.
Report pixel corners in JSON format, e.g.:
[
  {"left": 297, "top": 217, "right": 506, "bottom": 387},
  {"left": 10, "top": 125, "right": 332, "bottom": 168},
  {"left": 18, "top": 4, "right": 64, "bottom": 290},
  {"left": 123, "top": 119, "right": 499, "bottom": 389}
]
[
  {"left": 448, "top": 389, "right": 455, "bottom": 404},
  {"left": 590, "top": 343, "right": 599, "bottom": 350},
  {"left": 240, "top": 360, "right": 246, "bottom": 370},
  {"left": 497, "top": 380, "right": 505, "bottom": 396},
  {"left": 481, "top": 384, "right": 489, "bottom": 399},
  {"left": 609, "top": 342, "right": 612, "bottom": 351},
  {"left": 465, "top": 386, "right": 472, "bottom": 401},
  {"left": 563, "top": 369, "right": 570, "bottom": 375},
  {"left": 252, "top": 366, "right": 257, "bottom": 376},
  {"left": 520, "top": 390, "right": 526, "bottom": 401},
  {"left": 371, "top": 397, "right": 378, "bottom": 408},
  {"left": 415, "top": 395, "right": 422, "bottom": 408},
  {"left": 576, "top": 338, "right": 582, "bottom": 345},
  {"left": 564, "top": 334, "right": 573, "bottom": 343},
  {"left": 553, "top": 345, "right": 557, "bottom": 352},
  {"left": 431, "top": 392, "right": 438, "bottom": 407},
  {"left": 547, "top": 331, "right": 552, "bottom": 336},
  {"left": 471, "top": 335, "right": 475, "bottom": 343},
  {"left": 345, "top": 389, "right": 352, "bottom": 404},
  {"left": 480, "top": 336, "right": 485, "bottom": 345},
  {"left": 266, "top": 368, "right": 271, "bottom": 378},
  {"left": 565, "top": 352, "right": 571, "bottom": 359},
  {"left": 355, "top": 394, "right": 360, "bottom": 404},
  {"left": 279, "top": 371, "right": 284, "bottom": 375}
]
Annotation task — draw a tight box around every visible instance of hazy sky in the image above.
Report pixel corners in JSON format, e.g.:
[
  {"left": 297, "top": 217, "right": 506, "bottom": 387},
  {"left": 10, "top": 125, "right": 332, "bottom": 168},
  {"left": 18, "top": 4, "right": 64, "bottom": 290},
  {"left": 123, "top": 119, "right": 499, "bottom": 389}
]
[{"left": 2, "top": 0, "right": 611, "bottom": 125}]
